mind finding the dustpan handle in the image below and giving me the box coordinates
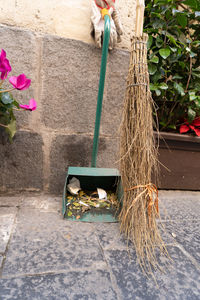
[91,13,111,168]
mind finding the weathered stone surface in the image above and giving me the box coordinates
[22,195,61,213]
[94,223,128,250]
[164,219,200,263]
[49,134,119,194]
[159,190,200,221]
[41,37,101,133]
[2,208,104,276]
[0,193,199,299]
[0,134,5,191]
[104,246,200,300]
[102,49,130,136]
[41,37,129,136]
[0,269,117,300]
[94,221,174,251]
[0,213,16,254]
[97,137,120,169]
[49,134,93,194]
[0,196,23,207]
[1,131,43,191]
[0,0,136,51]
[0,25,37,129]
[0,255,3,268]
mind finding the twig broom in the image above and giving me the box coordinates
[119,0,169,274]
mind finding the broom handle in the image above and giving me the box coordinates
[135,0,145,37]
[91,13,111,168]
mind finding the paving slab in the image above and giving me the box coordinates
[94,223,128,250]
[159,190,200,221]
[164,219,200,263]
[0,196,22,207]
[0,255,3,268]
[21,195,61,213]
[0,192,200,300]
[0,269,117,300]
[104,246,200,300]
[0,210,17,254]
[2,209,105,277]
[94,221,175,251]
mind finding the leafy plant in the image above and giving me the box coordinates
[144,0,200,135]
[0,49,36,140]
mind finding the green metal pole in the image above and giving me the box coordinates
[91,14,111,168]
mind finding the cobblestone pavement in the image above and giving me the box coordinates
[0,191,199,300]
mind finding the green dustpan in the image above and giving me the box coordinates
[62,167,122,222]
[62,13,121,222]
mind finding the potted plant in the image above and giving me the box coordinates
[144,0,200,190]
[0,49,36,140]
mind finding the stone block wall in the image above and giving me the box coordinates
[0,0,136,51]
[0,25,130,194]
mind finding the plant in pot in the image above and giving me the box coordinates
[0,49,37,140]
[144,0,200,190]
[144,0,200,135]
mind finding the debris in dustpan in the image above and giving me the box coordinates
[66,188,119,219]
[97,188,107,200]
[67,177,81,195]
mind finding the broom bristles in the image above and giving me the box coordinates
[119,33,169,275]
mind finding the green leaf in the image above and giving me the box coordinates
[155,0,168,4]
[179,33,187,44]
[177,14,187,28]
[156,36,163,48]
[179,61,185,68]
[67,211,72,217]
[168,125,176,130]
[193,67,200,72]
[189,92,196,101]
[1,93,14,105]
[188,107,196,122]
[170,47,177,53]
[149,83,158,91]
[159,48,171,59]
[183,0,199,11]
[174,82,185,96]
[172,75,183,80]
[192,40,200,46]
[150,56,159,64]
[13,100,20,109]
[152,19,165,29]
[195,99,200,109]
[152,71,163,83]
[5,120,16,140]
[148,63,157,75]
[159,83,168,90]
[147,36,153,49]
[192,72,200,79]
[160,121,167,127]
[167,35,178,47]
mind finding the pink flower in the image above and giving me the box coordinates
[9,74,31,90]
[180,117,200,137]
[19,99,37,111]
[0,49,12,80]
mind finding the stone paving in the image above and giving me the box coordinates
[0,191,199,300]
